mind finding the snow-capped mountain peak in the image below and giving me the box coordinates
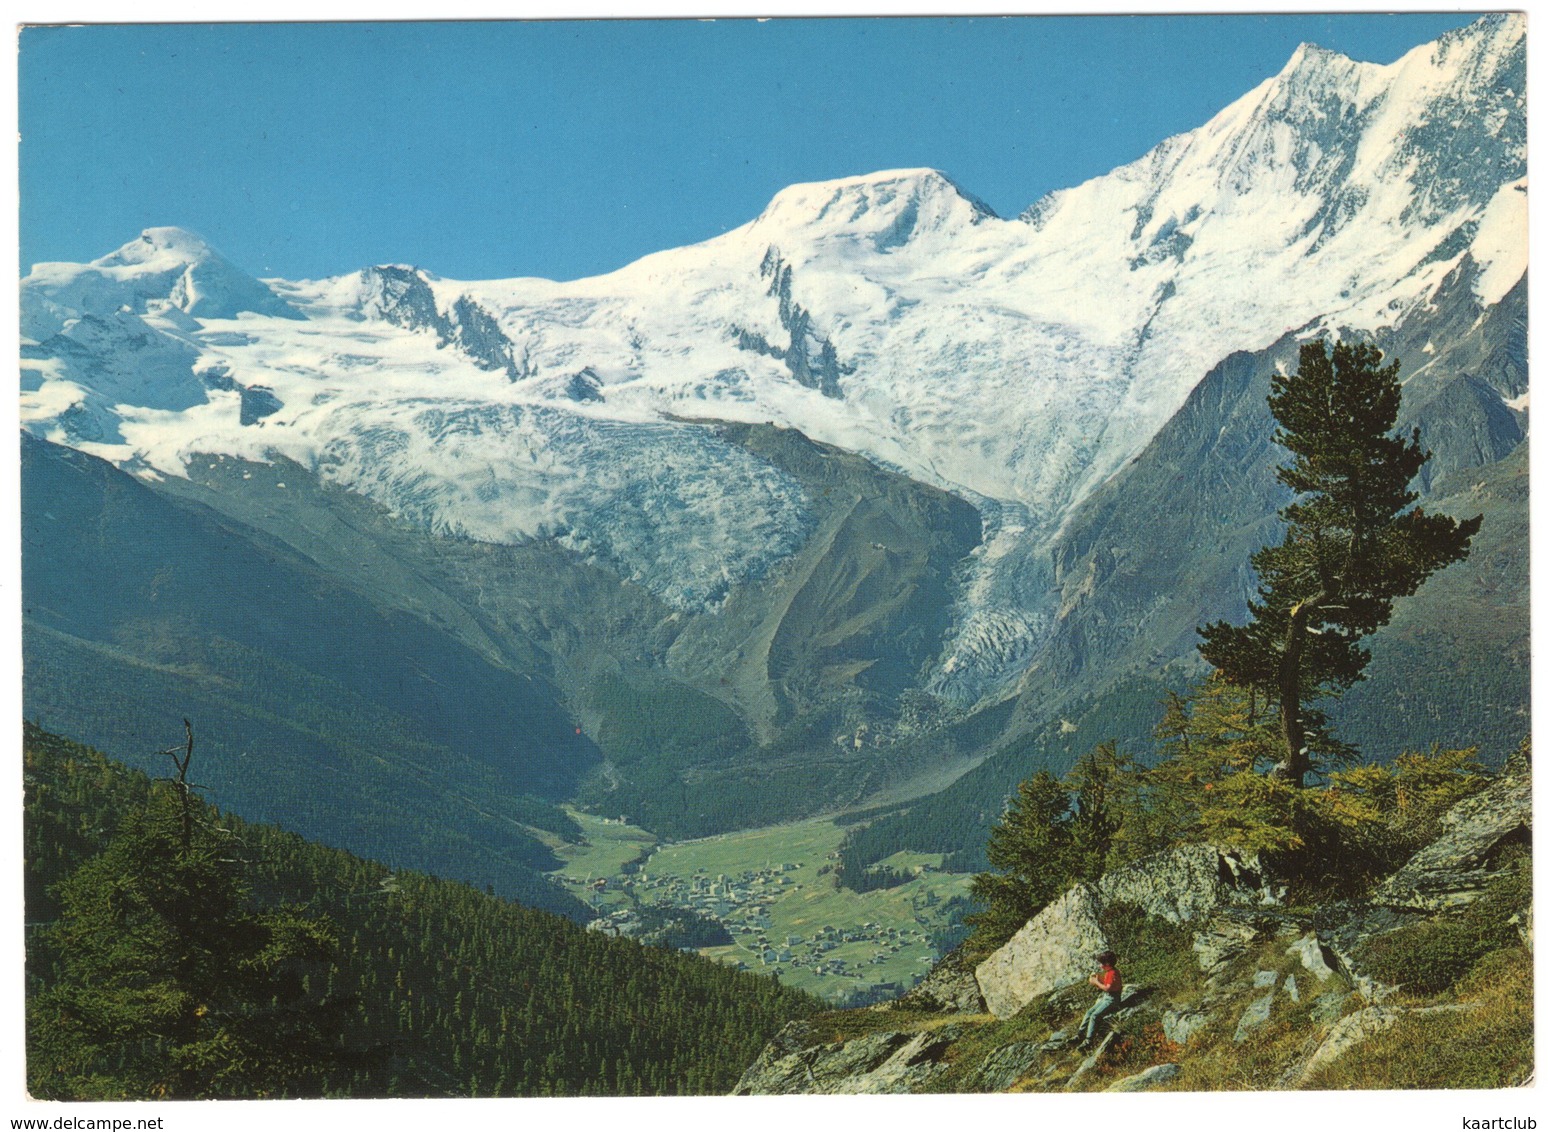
[747,168,998,252]
[19,15,1527,701]
[94,225,220,270]
[22,226,301,341]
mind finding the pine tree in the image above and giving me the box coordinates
[27,727,346,1099]
[1198,339,1480,786]
[1064,740,1130,872]
[967,771,1073,946]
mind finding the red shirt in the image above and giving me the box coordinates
[1096,966,1122,997]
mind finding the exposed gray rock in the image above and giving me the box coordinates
[967,1041,1044,1092]
[735,248,849,398]
[731,1020,827,1094]
[800,1032,913,1085]
[732,1022,965,1095]
[1284,973,1300,1003]
[1162,1008,1211,1046]
[898,946,986,1014]
[1310,991,1350,1024]
[1289,1005,1406,1086]
[1373,765,1531,912]
[356,265,525,380]
[1286,932,1338,981]
[1066,1031,1115,1088]
[1193,909,1275,975]
[976,883,1107,1018]
[1253,969,1279,988]
[828,1028,961,1094]
[1313,904,1419,1001]
[1110,983,1150,1021]
[238,384,282,425]
[1098,843,1276,923]
[978,844,1283,1018]
[1106,1062,1182,1092]
[1234,994,1275,1042]
[1338,965,1399,1005]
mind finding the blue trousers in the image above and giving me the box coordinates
[1081,992,1118,1041]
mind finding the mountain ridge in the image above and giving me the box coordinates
[19,13,1529,852]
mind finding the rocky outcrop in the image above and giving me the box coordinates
[1305,903,1417,1001]
[731,248,850,399]
[736,758,1532,1095]
[1282,1005,1399,1086]
[1285,1002,1479,1087]
[1161,1008,1210,1046]
[896,944,986,1014]
[732,1021,964,1095]
[1234,991,1276,1042]
[1193,907,1281,977]
[976,844,1280,1018]
[1065,1031,1116,1087]
[965,1042,1044,1092]
[358,265,525,380]
[1285,932,1338,981]
[1373,762,1530,912]
[1098,843,1276,922]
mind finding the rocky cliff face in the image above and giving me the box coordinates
[357,265,526,379]
[733,756,1532,1094]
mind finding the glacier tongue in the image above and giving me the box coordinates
[309,401,814,612]
[18,14,1527,697]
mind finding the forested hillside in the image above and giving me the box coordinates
[24,725,819,1099]
[21,433,596,915]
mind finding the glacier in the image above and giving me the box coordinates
[19,13,1527,701]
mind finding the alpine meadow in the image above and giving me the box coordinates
[17,12,1529,1110]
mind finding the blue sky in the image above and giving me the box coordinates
[19,13,1480,282]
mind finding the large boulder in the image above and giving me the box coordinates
[975,883,1107,1018]
[1372,763,1531,912]
[976,844,1279,1018]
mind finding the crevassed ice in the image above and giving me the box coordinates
[311,401,814,612]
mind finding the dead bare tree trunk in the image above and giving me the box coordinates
[166,718,196,850]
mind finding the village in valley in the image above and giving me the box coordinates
[549,811,974,1004]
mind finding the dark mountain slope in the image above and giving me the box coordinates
[1008,270,1527,759]
[128,422,983,839]
[22,433,594,914]
[831,276,1528,878]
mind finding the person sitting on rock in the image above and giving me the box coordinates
[1078,950,1123,1049]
